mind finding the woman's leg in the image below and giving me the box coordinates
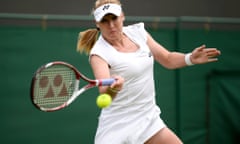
[145,127,183,144]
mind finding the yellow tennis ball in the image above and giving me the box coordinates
[96,94,112,108]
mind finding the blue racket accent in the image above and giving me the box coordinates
[100,78,115,86]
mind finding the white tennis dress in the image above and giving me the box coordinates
[90,23,166,144]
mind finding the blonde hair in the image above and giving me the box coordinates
[76,0,121,55]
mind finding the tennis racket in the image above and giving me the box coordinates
[30,61,115,112]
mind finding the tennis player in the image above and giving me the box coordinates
[77,0,221,143]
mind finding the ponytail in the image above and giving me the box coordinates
[77,28,99,55]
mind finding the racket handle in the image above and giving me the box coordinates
[99,78,115,86]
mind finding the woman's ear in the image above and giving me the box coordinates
[96,23,100,29]
[122,12,125,21]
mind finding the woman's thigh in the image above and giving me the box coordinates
[144,127,183,144]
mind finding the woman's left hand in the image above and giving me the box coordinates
[191,45,221,64]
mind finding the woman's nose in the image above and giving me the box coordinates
[108,20,114,27]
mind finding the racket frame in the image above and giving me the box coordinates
[30,61,114,112]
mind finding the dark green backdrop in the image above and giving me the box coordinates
[0,21,240,144]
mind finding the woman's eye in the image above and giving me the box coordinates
[100,19,107,23]
[112,16,117,20]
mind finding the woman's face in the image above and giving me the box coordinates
[96,13,125,41]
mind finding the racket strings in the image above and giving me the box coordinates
[33,65,76,109]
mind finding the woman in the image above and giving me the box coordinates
[77,0,221,143]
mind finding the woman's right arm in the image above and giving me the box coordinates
[90,55,124,97]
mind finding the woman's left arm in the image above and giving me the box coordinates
[146,32,221,69]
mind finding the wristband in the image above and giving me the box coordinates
[185,53,194,66]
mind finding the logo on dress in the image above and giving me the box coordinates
[148,52,153,57]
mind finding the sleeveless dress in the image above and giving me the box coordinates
[90,23,166,144]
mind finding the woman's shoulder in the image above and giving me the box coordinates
[124,22,147,42]
[124,22,145,31]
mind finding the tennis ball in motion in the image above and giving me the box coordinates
[96,94,112,108]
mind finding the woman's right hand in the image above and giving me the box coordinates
[110,75,125,92]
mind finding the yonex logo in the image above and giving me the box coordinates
[102,5,110,11]
[39,74,68,98]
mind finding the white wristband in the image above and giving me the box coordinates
[185,53,194,66]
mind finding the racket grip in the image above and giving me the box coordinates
[99,78,115,86]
